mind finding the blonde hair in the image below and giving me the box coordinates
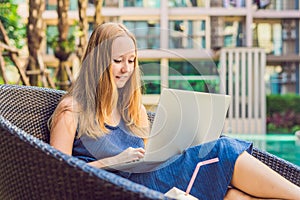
[50,22,146,138]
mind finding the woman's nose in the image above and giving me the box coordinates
[121,62,130,73]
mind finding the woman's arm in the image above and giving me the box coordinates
[91,104,149,168]
[50,98,78,155]
[50,99,147,168]
[50,108,145,168]
[89,147,145,168]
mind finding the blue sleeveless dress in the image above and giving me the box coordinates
[73,120,252,199]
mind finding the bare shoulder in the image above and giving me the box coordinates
[52,96,81,126]
[57,96,80,112]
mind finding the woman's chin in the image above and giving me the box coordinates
[116,83,126,89]
[115,80,129,88]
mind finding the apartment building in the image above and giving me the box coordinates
[41,0,300,98]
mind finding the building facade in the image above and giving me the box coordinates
[40,0,299,100]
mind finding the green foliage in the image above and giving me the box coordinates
[47,33,76,53]
[266,94,300,133]
[169,79,219,93]
[0,76,4,84]
[291,125,300,133]
[46,25,78,57]
[0,0,26,49]
[267,94,300,113]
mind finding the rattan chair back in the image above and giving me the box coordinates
[0,84,65,143]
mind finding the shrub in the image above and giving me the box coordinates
[267,94,300,133]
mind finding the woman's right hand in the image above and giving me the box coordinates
[89,147,145,168]
[113,147,145,164]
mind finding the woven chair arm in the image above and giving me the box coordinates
[0,115,166,200]
[252,147,300,187]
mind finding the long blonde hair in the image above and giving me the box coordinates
[50,22,146,138]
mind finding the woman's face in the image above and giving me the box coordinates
[111,36,136,88]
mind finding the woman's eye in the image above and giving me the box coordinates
[113,59,122,63]
[128,60,135,64]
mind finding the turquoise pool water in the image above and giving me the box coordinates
[226,134,300,167]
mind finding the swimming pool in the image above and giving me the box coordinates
[226,134,300,167]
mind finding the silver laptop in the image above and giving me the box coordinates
[102,88,231,172]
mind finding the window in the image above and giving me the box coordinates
[69,1,78,10]
[123,21,160,49]
[46,0,78,10]
[253,22,284,55]
[169,20,206,49]
[266,0,297,10]
[168,0,207,7]
[266,63,298,95]
[210,0,245,8]
[88,22,94,39]
[223,21,244,47]
[46,0,56,10]
[140,60,161,94]
[103,0,119,7]
[124,0,160,8]
[46,25,58,54]
[168,60,220,93]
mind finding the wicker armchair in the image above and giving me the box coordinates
[0,84,165,200]
[0,84,299,199]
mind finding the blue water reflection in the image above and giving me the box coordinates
[227,134,300,167]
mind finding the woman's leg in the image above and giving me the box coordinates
[231,151,300,199]
[224,188,263,200]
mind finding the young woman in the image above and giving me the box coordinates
[49,22,300,199]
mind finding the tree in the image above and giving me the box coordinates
[77,0,88,59]
[0,0,26,49]
[56,0,71,90]
[94,0,104,27]
[27,0,47,86]
[0,0,29,85]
